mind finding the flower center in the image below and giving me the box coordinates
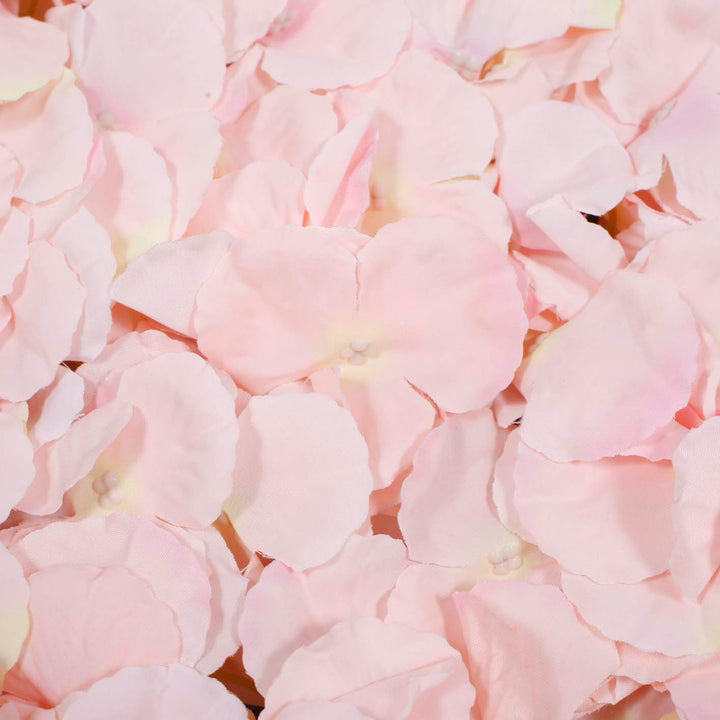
[338,340,378,366]
[448,52,484,80]
[92,471,122,509]
[487,537,525,575]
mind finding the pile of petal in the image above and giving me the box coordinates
[2,0,720,718]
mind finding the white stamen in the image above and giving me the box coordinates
[351,340,369,352]
[488,536,525,574]
[349,353,367,366]
[339,346,354,360]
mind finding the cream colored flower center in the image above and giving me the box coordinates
[488,536,525,575]
[92,471,122,509]
[338,340,379,366]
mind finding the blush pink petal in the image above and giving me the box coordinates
[50,0,225,122]
[0,145,21,219]
[134,113,223,239]
[0,10,67,102]
[520,272,699,462]
[84,131,173,271]
[598,0,718,126]
[261,0,411,90]
[305,114,377,229]
[0,72,93,204]
[0,241,85,403]
[17,399,132,516]
[10,515,213,668]
[666,655,720,720]
[195,226,358,394]
[399,409,520,567]
[455,581,619,720]
[370,51,497,194]
[497,100,634,250]
[339,369,435,489]
[527,196,626,282]
[561,570,720,657]
[479,59,553,123]
[263,618,475,720]
[55,665,251,720]
[0,209,30,297]
[212,0,286,61]
[226,394,372,570]
[239,534,408,693]
[75,353,237,528]
[6,564,182,706]
[112,233,233,339]
[220,85,337,175]
[50,208,115,362]
[669,417,720,600]
[512,441,675,583]
[358,216,527,412]
[643,221,720,345]
[0,412,35,522]
[0,543,29,692]
[188,160,305,239]
[274,702,372,720]
[27,366,84,448]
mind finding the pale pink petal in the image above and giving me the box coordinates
[497,100,634,249]
[71,353,237,528]
[188,160,305,239]
[0,145,21,219]
[27,366,84,448]
[218,0,286,60]
[274,702,371,720]
[261,0,410,90]
[0,10,67,102]
[17,399,132,516]
[340,371,435,489]
[399,410,520,567]
[10,515,213,668]
[50,208,115,361]
[134,113,222,239]
[0,209,30,297]
[527,195,626,281]
[0,241,85,402]
[56,665,251,720]
[0,543,29,693]
[370,51,497,198]
[598,0,718,125]
[195,226,358,394]
[226,394,372,570]
[512,441,675,583]
[220,85,337,174]
[112,232,233,339]
[84,131,173,271]
[669,418,720,599]
[520,272,699,461]
[455,581,619,720]
[239,534,407,693]
[620,420,688,462]
[263,618,475,720]
[6,565,181,706]
[561,570,720,657]
[666,655,720,720]
[358,216,527,412]
[50,0,225,121]
[305,114,377,228]
[644,220,720,345]
[0,72,94,204]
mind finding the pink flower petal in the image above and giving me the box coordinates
[263,618,475,720]
[497,100,634,249]
[399,409,520,567]
[226,394,372,570]
[512,440,675,583]
[666,655,720,720]
[0,544,29,693]
[55,665,251,720]
[0,209,30,297]
[521,272,699,461]
[455,581,619,719]
[112,232,234,339]
[188,160,305,239]
[27,366,84,448]
[0,241,85,402]
[239,534,407,693]
[358,216,527,412]
[261,0,411,90]
[274,702,371,720]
